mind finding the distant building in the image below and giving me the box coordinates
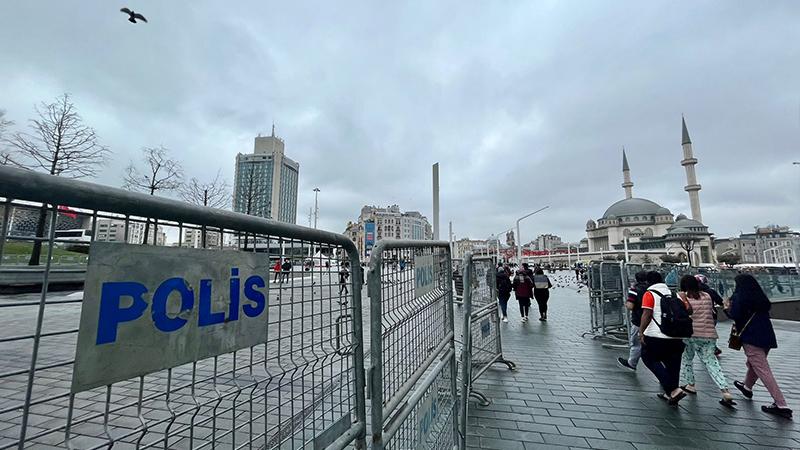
[534,234,562,251]
[586,118,714,264]
[5,207,88,237]
[233,127,299,223]
[716,225,799,264]
[344,205,433,260]
[95,218,166,246]
[182,228,221,248]
[453,238,490,260]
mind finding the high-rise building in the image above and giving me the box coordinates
[182,228,221,248]
[94,218,166,245]
[233,127,299,223]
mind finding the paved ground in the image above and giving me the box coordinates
[465,270,800,450]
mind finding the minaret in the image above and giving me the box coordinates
[681,116,703,223]
[621,147,633,199]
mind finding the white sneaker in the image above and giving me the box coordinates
[522,317,527,323]
[502,316,508,323]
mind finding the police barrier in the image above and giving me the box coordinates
[584,261,628,344]
[366,240,459,450]
[0,166,367,449]
[458,253,515,449]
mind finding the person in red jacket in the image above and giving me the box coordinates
[512,269,534,322]
[273,259,282,283]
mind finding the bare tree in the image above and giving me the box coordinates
[8,95,110,265]
[123,146,183,244]
[0,109,16,165]
[180,170,230,248]
[180,170,230,208]
[677,237,699,267]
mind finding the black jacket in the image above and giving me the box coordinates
[496,271,512,294]
[728,291,777,350]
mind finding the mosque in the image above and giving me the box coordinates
[585,118,715,265]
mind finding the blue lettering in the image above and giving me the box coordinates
[228,268,240,321]
[96,282,148,345]
[198,279,225,327]
[151,278,193,332]
[242,275,266,318]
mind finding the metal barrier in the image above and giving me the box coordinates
[366,240,459,450]
[0,166,367,449]
[458,253,515,449]
[584,261,628,345]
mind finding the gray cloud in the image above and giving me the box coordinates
[1,0,798,244]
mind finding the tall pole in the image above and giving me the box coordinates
[432,163,440,240]
[449,221,453,256]
[624,237,630,262]
[516,206,550,265]
[313,187,320,229]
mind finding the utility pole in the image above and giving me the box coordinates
[313,187,320,229]
[516,206,549,265]
[432,163,440,240]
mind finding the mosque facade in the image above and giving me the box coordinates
[585,118,715,265]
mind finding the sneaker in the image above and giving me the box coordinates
[734,381,753,399]
[617,357,636,372]
[502,316,508,323]
[714,347,722,357]
[522,317,528,323]
[762,403,793,419]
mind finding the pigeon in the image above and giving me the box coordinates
[120,7,147,23]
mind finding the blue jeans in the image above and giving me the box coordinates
[628,324,641,368]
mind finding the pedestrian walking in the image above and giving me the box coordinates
[677,275,734,406]
[695,274,724,356]
[496,266,512,322]
[617,271,649,371]
[273,259,282,283]
[532,267,552,321]
[725,274,793,419]
[512,269,534,322]
[339,262,350,295]
[281,259,292,283]
[639,271,690,406]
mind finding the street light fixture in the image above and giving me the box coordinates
[516,206,550,264]
[490,227,514,261]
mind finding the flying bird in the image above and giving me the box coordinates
[120,7,147,23]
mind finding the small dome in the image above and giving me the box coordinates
[586,219,596,230]
[675,213,688,221]
[602,198,666,219]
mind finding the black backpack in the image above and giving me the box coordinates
[649,289,693,338]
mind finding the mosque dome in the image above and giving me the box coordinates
[602,198,667,219]
[656,207,672,215]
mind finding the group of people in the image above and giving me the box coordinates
[272,258,293,283]
[496,262,553,322]
[617,270,792,419]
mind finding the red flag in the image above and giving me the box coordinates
[57,205,78,219]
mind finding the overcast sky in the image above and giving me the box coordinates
[1,1,798,244]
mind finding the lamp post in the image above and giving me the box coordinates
[491,227,514,262]
[516,206,550,265]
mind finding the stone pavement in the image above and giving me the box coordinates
[465,271,800,450]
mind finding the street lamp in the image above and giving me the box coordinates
[491,227,514,262]
[516,206,550,265]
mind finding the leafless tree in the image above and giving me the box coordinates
[123,146,184,244]
[678,237,699,267]
[0,109,16,165]
[9,94,109,177]
[180,170,230,248]
[180,170,230,208]
[7,95,110,265]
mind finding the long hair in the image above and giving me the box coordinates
[679,275,701,299]
[734,273,771,311]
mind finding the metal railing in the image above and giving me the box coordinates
[457,253,515,449]
[0,166,367,449]
[366,240,459,450]
[584,261,628,345]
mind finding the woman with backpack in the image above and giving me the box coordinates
[532,267,552,321]
[677,275,734,406]
[639,271,689,405]
[725,274,792,419]
[496,266,512,322]
[512,269,534,322]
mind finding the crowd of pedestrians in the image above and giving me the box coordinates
[496,262,553,323]
[616,269,793,418]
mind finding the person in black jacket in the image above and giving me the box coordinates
[496,267,512,322]
[725,274,792,419]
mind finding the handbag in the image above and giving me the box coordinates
[728,313,755,351]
